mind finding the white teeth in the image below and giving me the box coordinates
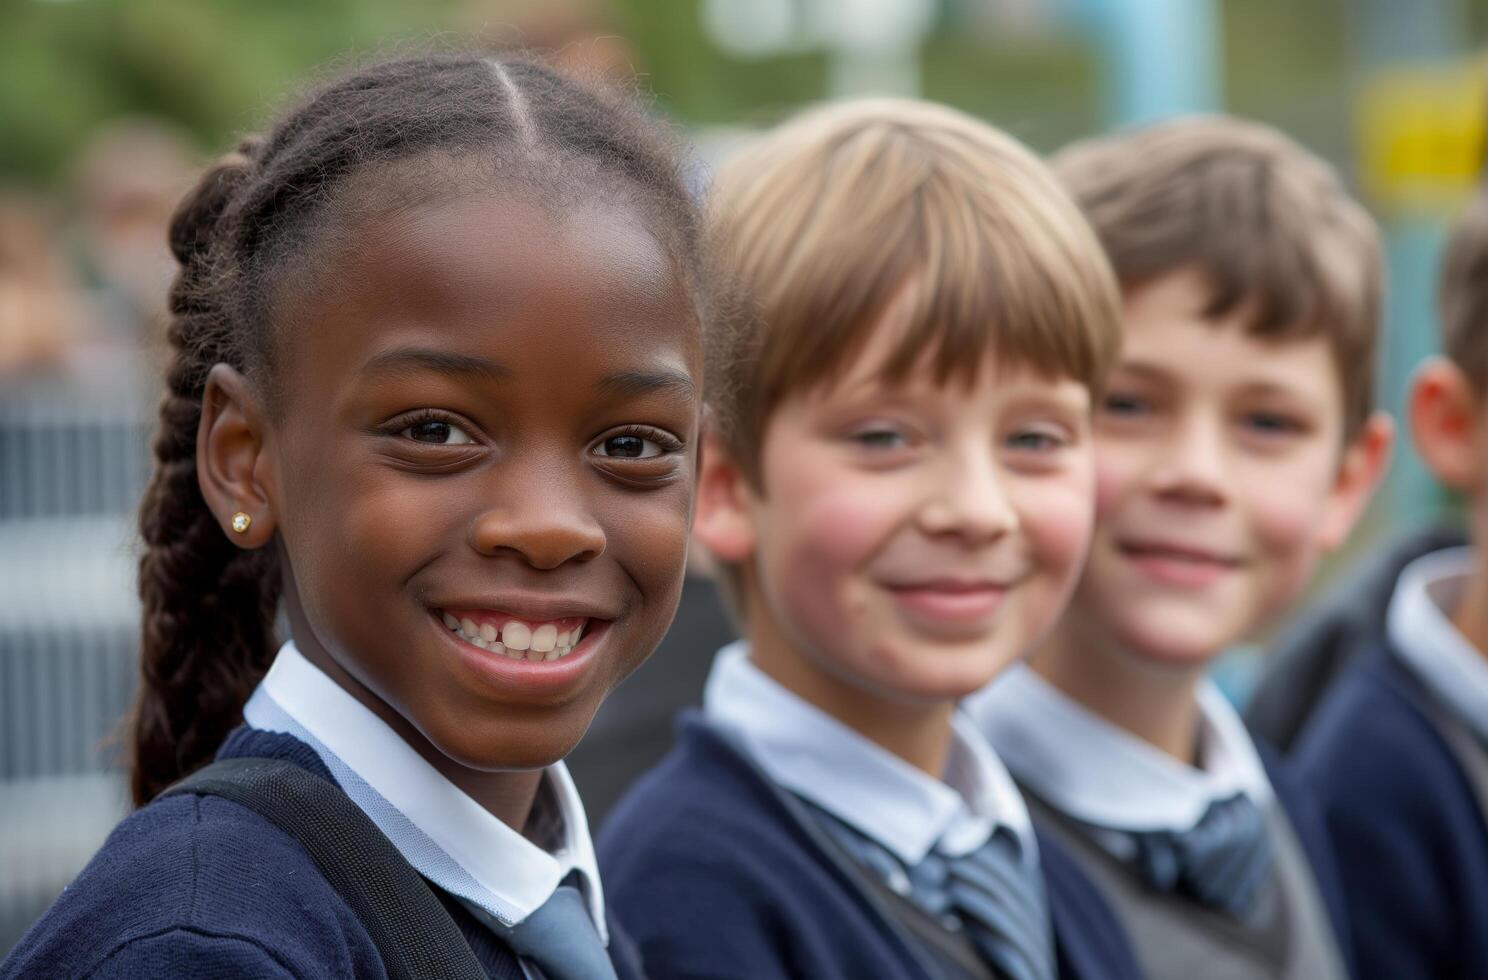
[445,613,587,661]
[502,621,532,651]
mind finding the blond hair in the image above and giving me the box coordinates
[706,98,1122,478]
[1053,115,1383,437]
[1440,183,1488,394]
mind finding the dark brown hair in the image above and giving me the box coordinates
[130,53,706,805]
[1052,115,1383,438]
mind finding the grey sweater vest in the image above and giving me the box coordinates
[1025,794,1346,980]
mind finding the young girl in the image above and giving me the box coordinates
[3,53,708,979]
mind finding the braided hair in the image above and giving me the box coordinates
[130,53,706,805]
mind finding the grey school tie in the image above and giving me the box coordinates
[1127,792,1274,917]
[811,807,1056,980]
[494,874,616,980]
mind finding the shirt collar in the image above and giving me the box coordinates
[702,641,1036,867]
[966,663,1272,833]
[242,641,605,940]
[1388,545,1488,744]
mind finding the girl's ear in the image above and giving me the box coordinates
[691,427,757,564]
[1317,409,1394,552]
[1409,356,1483,492]
[198,363,277,548]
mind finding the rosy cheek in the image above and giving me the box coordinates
[1093,444,1141,520]
[1018,481,1095,580]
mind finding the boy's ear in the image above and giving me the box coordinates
[1317,409,1395,551]
[1409,356,1482,492]
[197,363,277,549]
[691,427,757,564]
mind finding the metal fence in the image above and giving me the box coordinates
[0,360,153,953]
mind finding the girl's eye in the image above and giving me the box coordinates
[591,428,682,460]
[1102,392,1149,417]
[595,434,662,459]
[402,419,475,445]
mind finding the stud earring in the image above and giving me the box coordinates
[230,512,252,534]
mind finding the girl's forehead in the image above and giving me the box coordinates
[268,190,701,406]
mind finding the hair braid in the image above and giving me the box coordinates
[130,138,285,805]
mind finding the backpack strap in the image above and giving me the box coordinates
[162,756,488,980]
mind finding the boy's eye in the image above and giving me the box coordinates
[850,427,908,450]
[1006,427,1067,452]
[1102,392,1149,417]
[403,419,475,445]
[1242,411,1304,436]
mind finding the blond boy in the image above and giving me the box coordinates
[598,99,1138,980]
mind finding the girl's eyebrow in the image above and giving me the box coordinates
[594,369,696,401]
[361,346,512,381]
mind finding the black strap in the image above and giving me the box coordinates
[162,757,488,980]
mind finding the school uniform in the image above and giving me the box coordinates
[597,642,1142,980]
[2,642,640,980]
[966,665,1353,980]
[1296,546,1488,980]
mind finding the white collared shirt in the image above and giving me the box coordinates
[1388,545,1488,744]
[242,641,606,942]
[702,641,1038,868]
[964,663,1273,845]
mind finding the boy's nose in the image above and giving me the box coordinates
[918,453,1019,542]
[1148,412,1229,507]
[467,477,607,569]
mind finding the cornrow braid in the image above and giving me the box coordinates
[128,53,707,805]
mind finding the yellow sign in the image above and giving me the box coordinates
[1357,59,1486,213]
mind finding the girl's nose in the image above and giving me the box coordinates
[468,474,606,569]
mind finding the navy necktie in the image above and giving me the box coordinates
[808,805,1056,980]
[494,874,615,980]
[1126,792,1274,917]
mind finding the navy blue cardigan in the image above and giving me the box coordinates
[2,727,643,980]
[598,713,1142,980]
[1296,643,1488,980]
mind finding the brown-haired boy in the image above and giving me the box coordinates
[598,98,1142,980]
[1292,184,1488,979]
[966,116,1394,980]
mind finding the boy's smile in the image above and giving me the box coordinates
[256,185,702,777]
[1073,268,1360,666]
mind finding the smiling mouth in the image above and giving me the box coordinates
[1117,541,1242,568]
[437,609,589,663]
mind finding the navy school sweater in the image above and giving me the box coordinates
[1296,643,1488,980]
[597,712,1143,980]
[1,727,644,980]
[1253,738,1358,978]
